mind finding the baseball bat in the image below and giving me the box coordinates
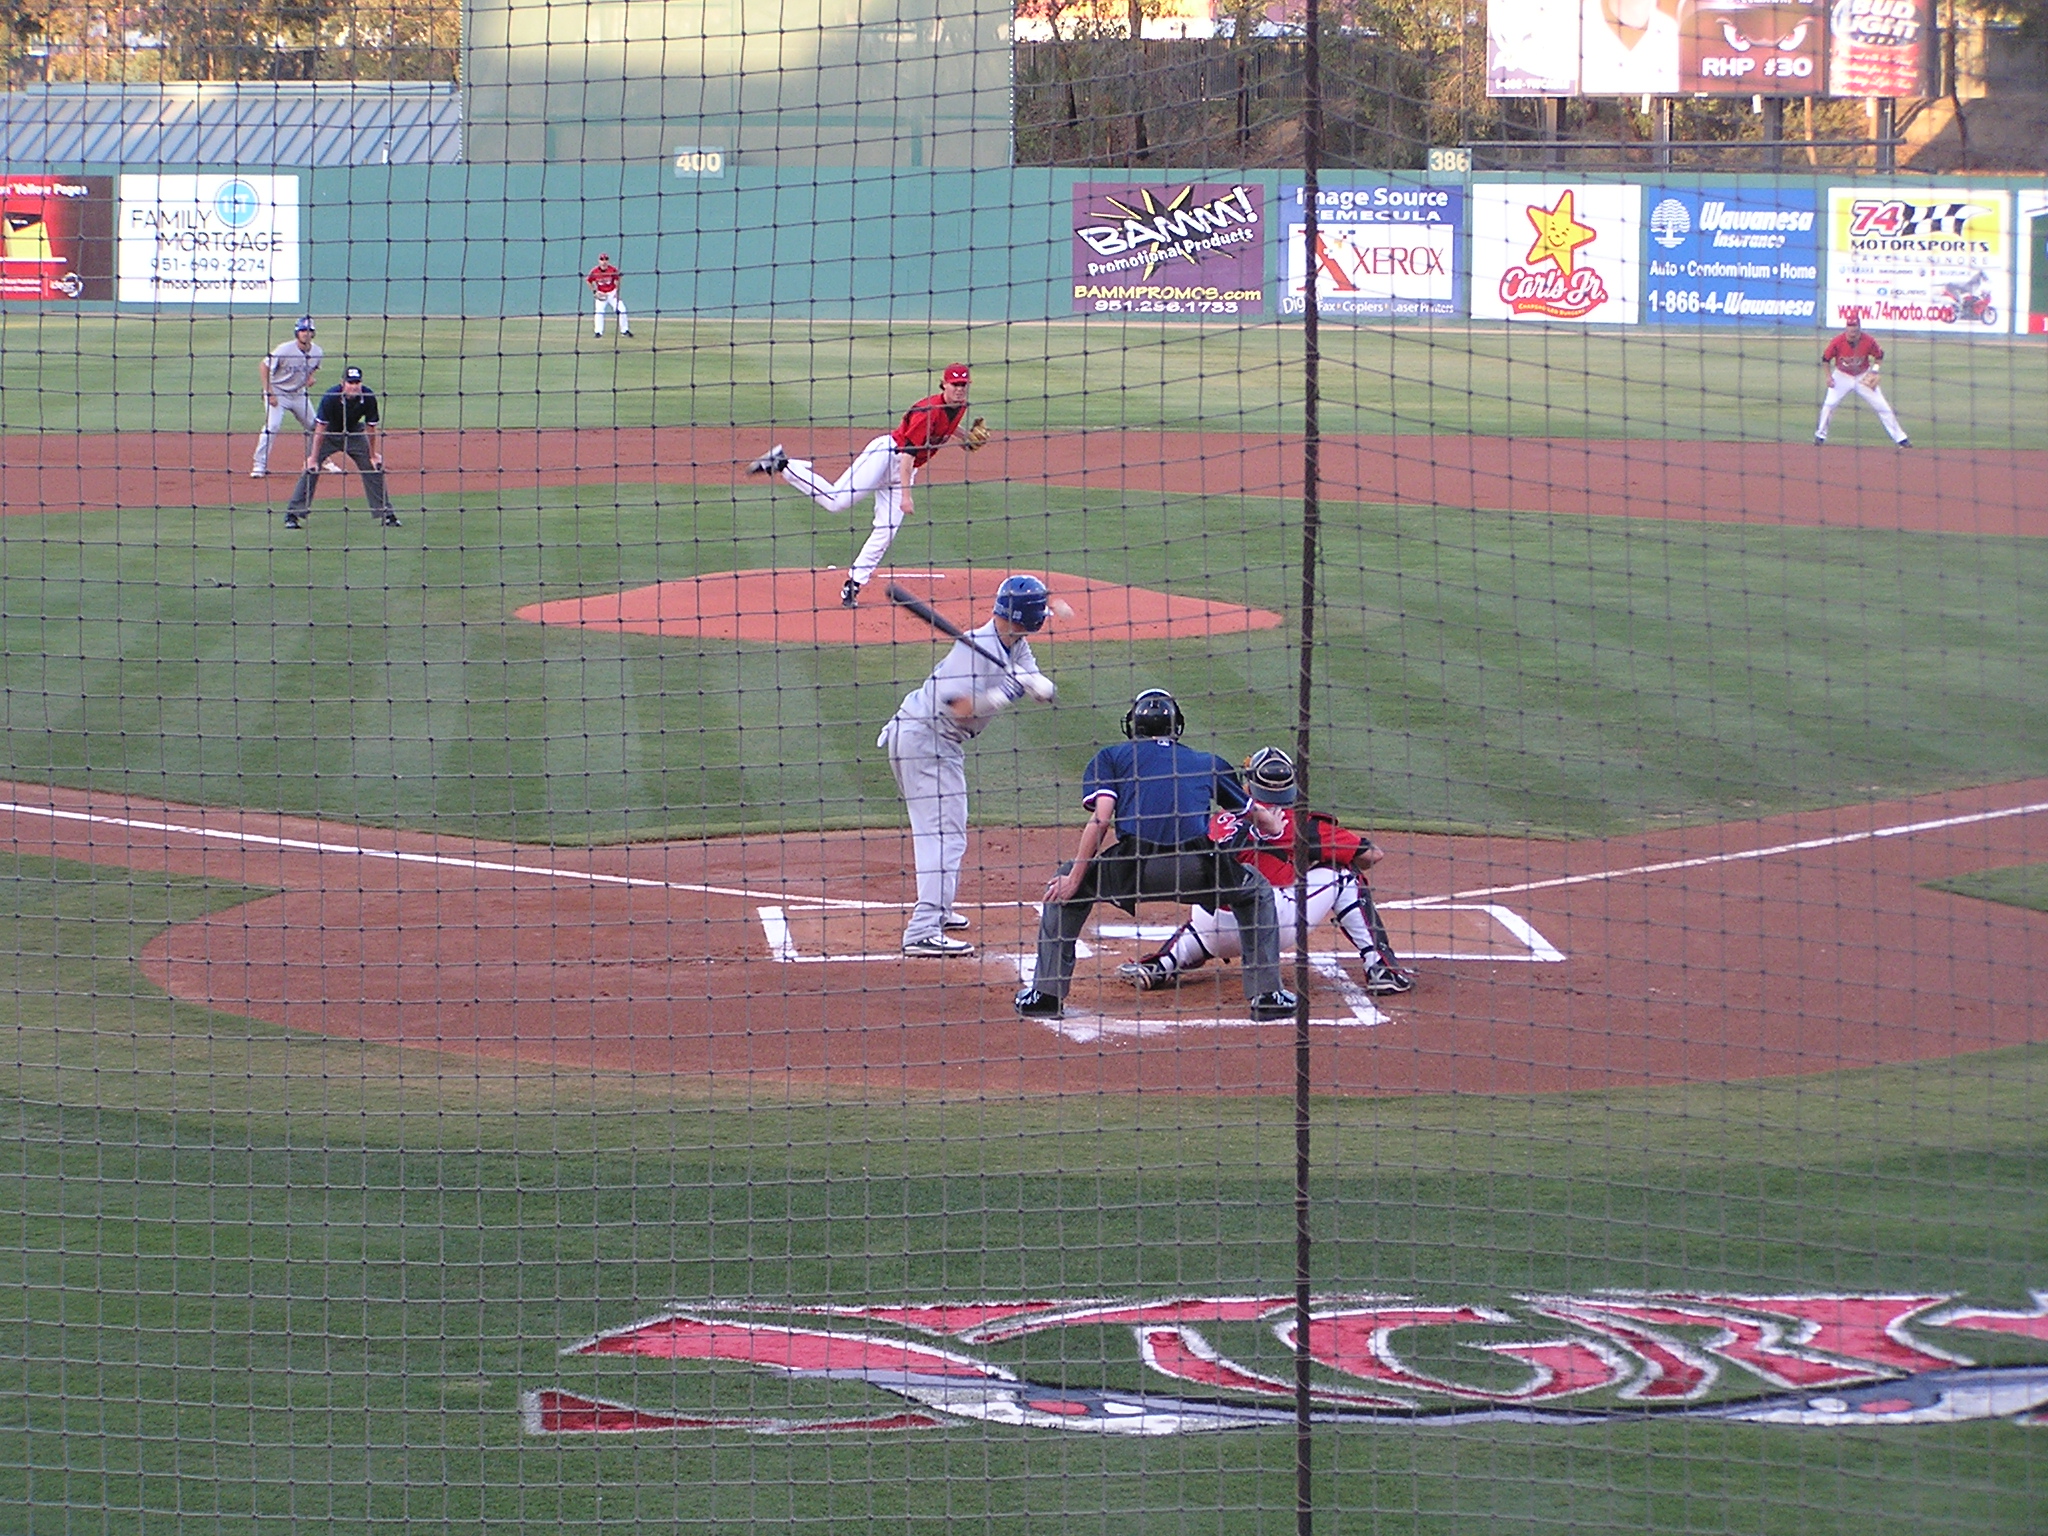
[884,583,1015,672]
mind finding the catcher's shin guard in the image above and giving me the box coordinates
[1332,871,1402,968]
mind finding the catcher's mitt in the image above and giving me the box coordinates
[960,416,990,452]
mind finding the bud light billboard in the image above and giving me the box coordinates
[1642,187,1821,325]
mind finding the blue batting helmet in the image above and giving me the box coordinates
[992,574,1049,632]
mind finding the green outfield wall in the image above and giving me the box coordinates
[12,163,2048,333]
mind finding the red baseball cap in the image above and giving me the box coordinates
[942,364,970,385]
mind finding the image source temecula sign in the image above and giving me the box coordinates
[117,174,300,305]
[1281,184,1462,320]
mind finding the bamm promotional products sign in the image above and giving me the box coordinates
[1,176,114,301]
[1472,184,1642,325]
[1643,188,1820,323]
[1281,185,1461,320]
[524,1290,2048,1438]
[1824,188,2010,331]
[117,174,301,305]
[1071,182,1265,316]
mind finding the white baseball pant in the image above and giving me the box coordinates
[879,713,968,946]
[1172,866,1388,969]
[593,293,630,335]
[782,434,914,589]
[1815,369,1908,444]
[252,391,316,475]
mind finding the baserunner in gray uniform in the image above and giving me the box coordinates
[879,575,1057,957]
[250,316,323,476]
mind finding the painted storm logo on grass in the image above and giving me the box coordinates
[523,1290,2048,1437]
[1498,191,1612,320]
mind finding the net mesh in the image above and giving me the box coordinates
[1,3,2044,1533]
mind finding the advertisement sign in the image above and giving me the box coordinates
[2015,193,2048,336]
[1828,0,1929,95]
[1,175,114,301]
[1071,182,1265,317]
[1678,0,1826,91]
[116,174,300,305]
[1824,188,2010,331]
[1643,187,1820,323]
[1580,0,1682,94]
[1280,185,1461,320]
[1486,0,1927,94]
[1472,183,1642,325]
[1487,0,1584,95]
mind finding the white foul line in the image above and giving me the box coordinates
[1409,802,2048,907]
[0,799,888,911]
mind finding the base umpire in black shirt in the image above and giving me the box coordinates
[283,366,402,530]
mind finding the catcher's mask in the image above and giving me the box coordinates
[991,574,1049,632]
[1122,688,1185,742]
[1244,746,1298,806]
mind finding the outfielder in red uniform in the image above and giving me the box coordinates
[1814,315,1909,446]
[586,254,631,337]
[749,365,989,607]
[1117,747,1414,996]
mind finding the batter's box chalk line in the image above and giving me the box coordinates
[754,901,1567,1038]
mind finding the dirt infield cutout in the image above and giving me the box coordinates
[515,567,1281,644]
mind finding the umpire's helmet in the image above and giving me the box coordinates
[1244,747,1297,806]
[1122,688,1185,742]
[992,574,1049,632]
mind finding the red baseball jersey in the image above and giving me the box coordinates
[1207,804,1372,890]
[1822,330,1883,376]
[891,393,968,469]
[587,261,621,295]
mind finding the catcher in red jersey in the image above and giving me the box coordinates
[586,253,631,337]
[1117,747,1415,997]
[1814,314,1909,447]
[749,364,990,607]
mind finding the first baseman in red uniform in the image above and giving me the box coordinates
[749,365,989,607]
[1814,314,1909,447]
[586,253,631,337]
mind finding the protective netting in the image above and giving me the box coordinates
[0,4,2043,1534]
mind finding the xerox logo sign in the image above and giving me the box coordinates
[522,1291,2048,1437]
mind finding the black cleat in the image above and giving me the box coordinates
[840,578,862,608]
[1248,989,1299,1022]
[1363,962,1415,996]
[1897,438,1911,448]
[748,444,788,475]
[380,512,403,528]
[282,513,304,529]
[1013,988,1063,1020]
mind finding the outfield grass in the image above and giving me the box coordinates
[1,852,2043,1535]
[0,485,2037,842]
[3,315,2044,448]
[1928,863,2048,913]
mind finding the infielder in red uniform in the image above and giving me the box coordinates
[1814,314,1909,447]
[1118,747,1414,996]
[749,365,989,607]
[586,253,631,337]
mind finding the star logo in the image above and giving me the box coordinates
[1523,191,1598,276]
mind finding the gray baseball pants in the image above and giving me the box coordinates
[1032,844,1282,1002]
[880,714,967,946]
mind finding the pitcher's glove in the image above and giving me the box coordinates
[961,417,990,452]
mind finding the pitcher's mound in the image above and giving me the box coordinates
[516,569,1283,645]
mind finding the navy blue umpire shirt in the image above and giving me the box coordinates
[314,383,380,435]
[1081,739,1249,848]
